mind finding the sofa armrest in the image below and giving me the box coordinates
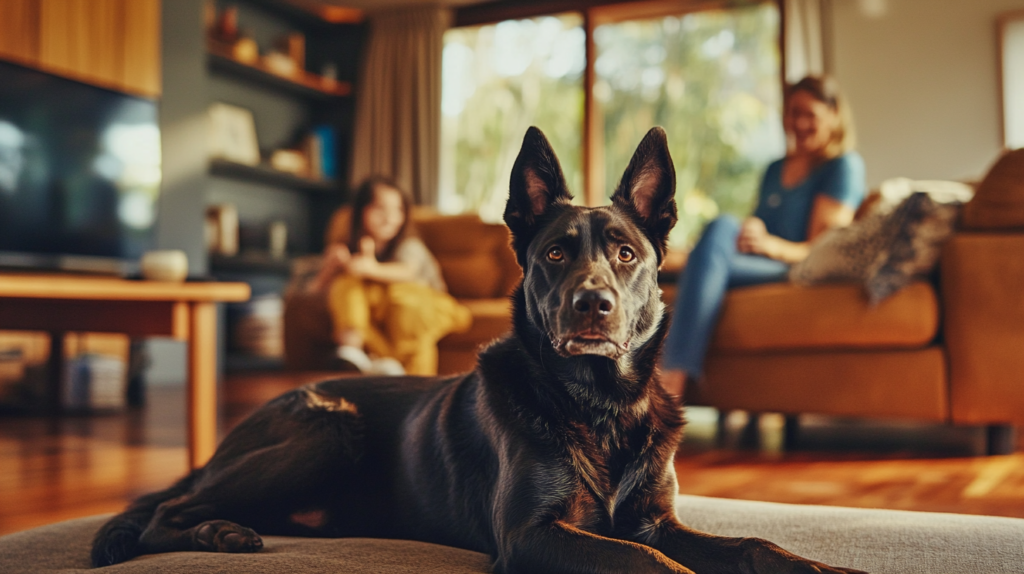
[942,233,1024,425]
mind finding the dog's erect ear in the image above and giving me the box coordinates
[504,127,573,238]
[611,127,678,262]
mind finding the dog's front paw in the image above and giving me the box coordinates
[738,537,867,574]
[193,520,264,553]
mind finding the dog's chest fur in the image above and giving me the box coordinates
[559,412,655,526]
[476,335,674,535]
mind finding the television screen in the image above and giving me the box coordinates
[0,59,160,273]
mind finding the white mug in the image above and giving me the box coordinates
[140,250,189,282]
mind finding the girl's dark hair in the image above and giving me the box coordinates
[785,75,856,158]
[348,175,413,262]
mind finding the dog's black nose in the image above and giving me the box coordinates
[573,288,615,316]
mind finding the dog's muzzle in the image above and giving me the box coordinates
[552,287,629,358]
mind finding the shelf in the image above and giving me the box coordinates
[207,48,352,102]
[209,253,293,276]
[209,158,338,194]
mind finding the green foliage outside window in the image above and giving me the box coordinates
[440,15,585,222]
[595,4,783,246]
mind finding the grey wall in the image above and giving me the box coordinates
[158,0,209,275]
[829,0,1024,188]
[145,0,210,388]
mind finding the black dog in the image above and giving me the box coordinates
[92,127,863,573]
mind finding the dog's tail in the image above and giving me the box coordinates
[90,470,199,567]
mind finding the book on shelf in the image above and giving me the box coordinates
[303,124,337,181]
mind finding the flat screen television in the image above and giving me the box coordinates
[0,59,160,274]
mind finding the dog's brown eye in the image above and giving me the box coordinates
[618,246,635,262]
[547,247,564,262]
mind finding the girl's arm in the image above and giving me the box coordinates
[345,237,422,284]
[347,258,419,284]
[308,245,351,293]
[737,195,856,263]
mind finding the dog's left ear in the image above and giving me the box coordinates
[611,127,678,262]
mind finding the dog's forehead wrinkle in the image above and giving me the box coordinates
[528,209,586,257]
[595,207,654,254]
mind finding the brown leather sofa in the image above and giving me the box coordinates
[683,149,1024,454]
[283,210,520,376]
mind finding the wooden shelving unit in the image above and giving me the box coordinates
[203,0,363,373]
[209,158,339,194]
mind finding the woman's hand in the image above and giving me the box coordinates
[737,217,771,256]
[737,216,814,263]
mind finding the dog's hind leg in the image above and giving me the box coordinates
[137,497,264,556]
[132,387,364,560]
[91,471,200,567]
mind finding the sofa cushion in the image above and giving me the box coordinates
[417,215,518,299]
[439,298,512,348]
[711,281,939,352]
[5,496,1024,574]
[962,148,1024,231]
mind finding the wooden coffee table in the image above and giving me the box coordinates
[0,273,250,468]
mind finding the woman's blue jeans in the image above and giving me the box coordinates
[662,216,790,377]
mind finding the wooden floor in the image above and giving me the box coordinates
[2,374,1023,537]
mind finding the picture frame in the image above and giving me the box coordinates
[208,102,260,165]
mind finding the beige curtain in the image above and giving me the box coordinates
[784,0,826,83]
[350,6,451,206]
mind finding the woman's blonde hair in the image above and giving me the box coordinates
[785,75,856,160]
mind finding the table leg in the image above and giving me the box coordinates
[46,332,65,413]
[187,302,218,469]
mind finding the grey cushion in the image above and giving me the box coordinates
[1,495,1022,574]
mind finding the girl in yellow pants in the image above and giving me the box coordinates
[311,176,470,376]
[328,276,470,376]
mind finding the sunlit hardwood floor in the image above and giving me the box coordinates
[2,373,1023,537]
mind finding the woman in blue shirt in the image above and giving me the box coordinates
[661,76,866,399]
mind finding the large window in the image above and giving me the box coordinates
[440,15,585,222]
[441,2,783,248]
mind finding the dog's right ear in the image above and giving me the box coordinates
[504,127,573,243]
[610,127,677,263]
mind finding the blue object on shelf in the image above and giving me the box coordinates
[313,124,337,180]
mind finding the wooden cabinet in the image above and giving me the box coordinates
[0,0,160,97]
[0,1,40,64]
